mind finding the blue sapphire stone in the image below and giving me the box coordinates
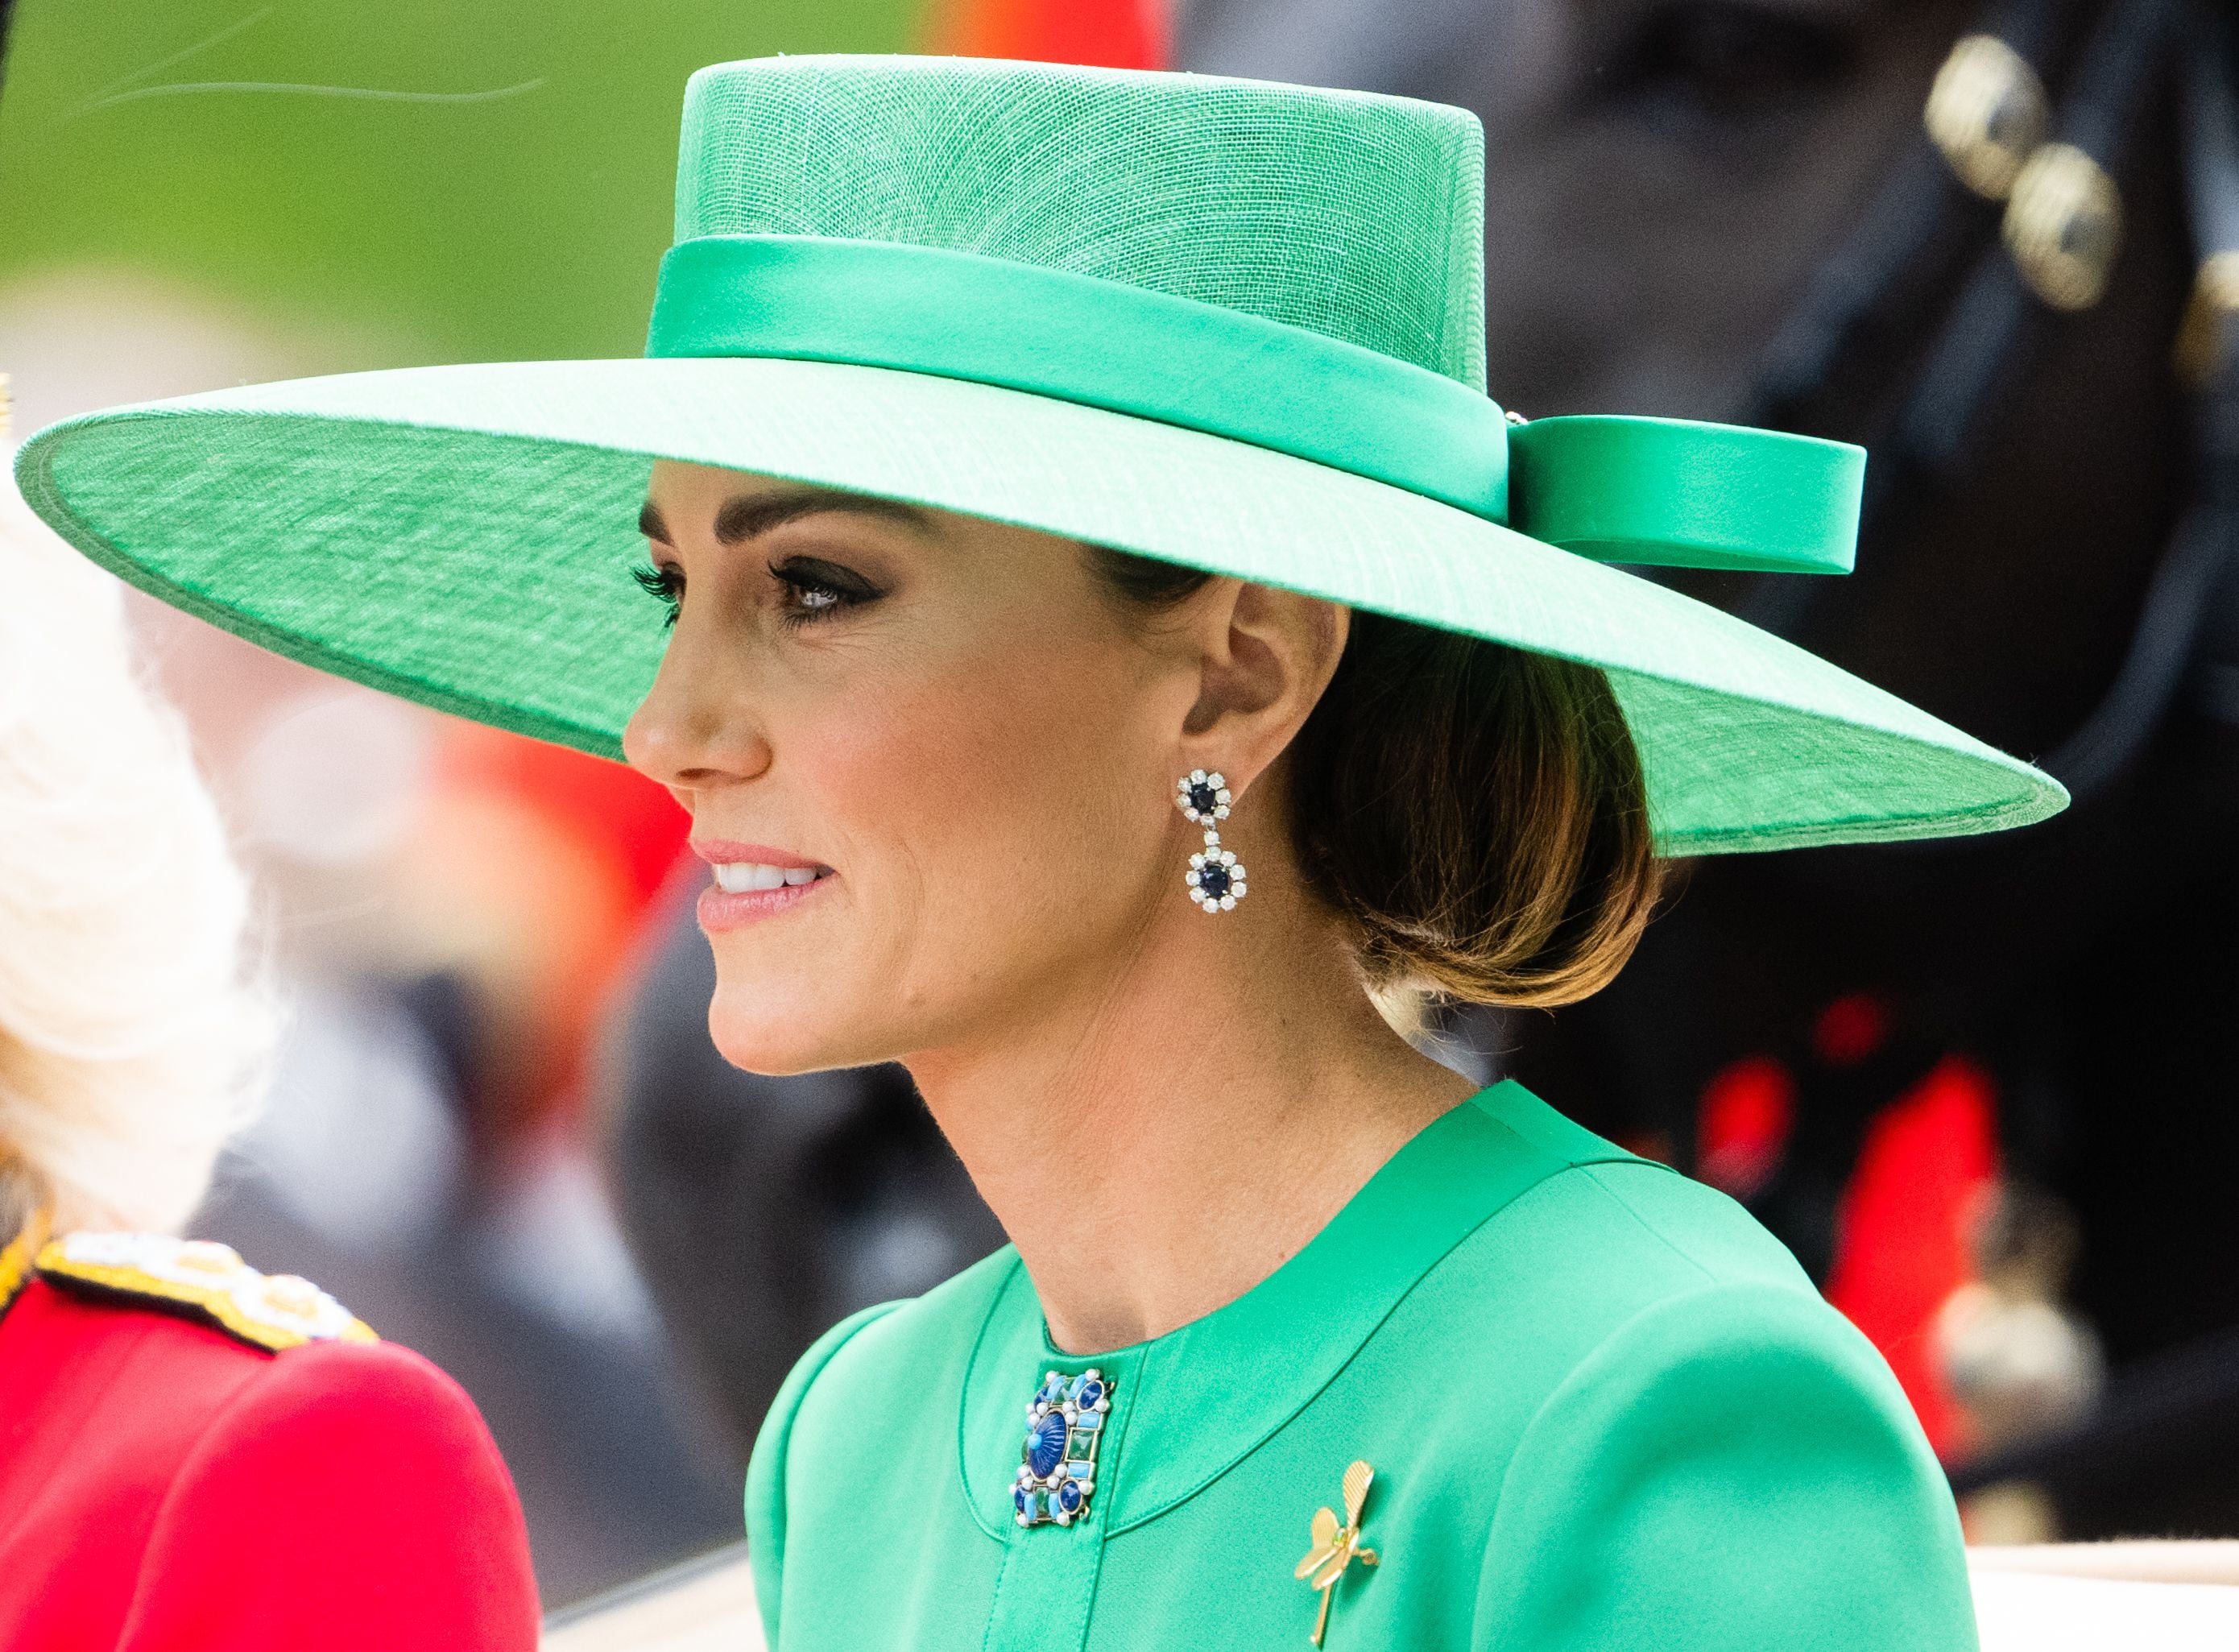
[1057,1480,1084,1514]
[1027,1414,1069,1477]
[1198,861,1232,900]
[1186,780,1219,815]
[1073,1377,1106,1410]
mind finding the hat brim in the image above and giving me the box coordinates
[15,356,2065,855]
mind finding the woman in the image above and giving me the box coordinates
[17,56,2063,1649]
[0,474,540,1647]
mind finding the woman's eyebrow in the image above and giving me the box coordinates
[635,491,929,547]
[713,491,930,544]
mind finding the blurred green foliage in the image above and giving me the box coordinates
[0,0,919,362]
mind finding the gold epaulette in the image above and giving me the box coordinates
[33,1231,378,1352]
[0,1211,45,1319]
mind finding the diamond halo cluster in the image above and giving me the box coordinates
[1177,769,1247,913]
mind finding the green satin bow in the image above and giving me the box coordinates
[647,234,1859,577]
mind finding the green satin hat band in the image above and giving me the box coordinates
[646,234,1863,576]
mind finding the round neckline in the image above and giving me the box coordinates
[957,1083,1630,1536]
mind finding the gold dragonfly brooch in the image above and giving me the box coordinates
[1294,1459,1379,1646]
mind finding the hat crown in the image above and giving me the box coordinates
[675,56,1488,391]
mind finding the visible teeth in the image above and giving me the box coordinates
[713,862,821,893]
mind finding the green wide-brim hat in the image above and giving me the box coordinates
[16,55,2064,855]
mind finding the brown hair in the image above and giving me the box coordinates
[1091,549,1666,1009]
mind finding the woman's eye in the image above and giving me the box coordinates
[632,563,683,629]
[771,556,881,624]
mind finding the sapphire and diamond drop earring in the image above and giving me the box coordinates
[1177,769,1247,913]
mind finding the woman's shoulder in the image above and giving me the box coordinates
[1467,1200,1968,1648]
[1435,1092,1972,1649]
[1474,1081,1805,1274]
[1509,1151,1815,1292]
[1417,1083,1907,1437]
[2,1229,515,1493]
[1456,1082,1821,1319]
[3,1232,395,1437]
[0,1234,538,1650]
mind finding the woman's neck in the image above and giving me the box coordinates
[905,881,1474,1355]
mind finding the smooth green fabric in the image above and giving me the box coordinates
[1509,416,1860,574]
[646,234,1859,577]
[13,54,2067,851]
[647,234,1516,523]
[745,1083,1977,1651]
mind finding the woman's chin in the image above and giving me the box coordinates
[706,993,887,1078]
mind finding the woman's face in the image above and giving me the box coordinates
[623,462,1211,1075]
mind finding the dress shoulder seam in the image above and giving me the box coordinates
[1571,1162,1722,1286]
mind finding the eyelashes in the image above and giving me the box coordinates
[632,563,682,629]
[629,557,882,630]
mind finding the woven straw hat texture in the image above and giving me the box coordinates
[14,56,2067,855]
[676,56,1488,386]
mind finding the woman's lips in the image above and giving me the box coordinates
[693,844,834,931]
[691,839,824,871]
[697,877,830,930]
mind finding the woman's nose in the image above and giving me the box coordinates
[622,627,772,792]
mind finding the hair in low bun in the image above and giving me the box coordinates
[1090,549,1665,1011]
[1285,612,1664,1009]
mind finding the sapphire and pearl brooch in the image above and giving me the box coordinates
[1013,1368,1112,1527]
[1177,769,1248,913]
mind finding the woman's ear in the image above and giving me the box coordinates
[1182,581,1349,798]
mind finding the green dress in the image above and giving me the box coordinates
[746,1082,1977,1650]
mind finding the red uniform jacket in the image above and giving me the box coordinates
[0,1231,540,1650]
